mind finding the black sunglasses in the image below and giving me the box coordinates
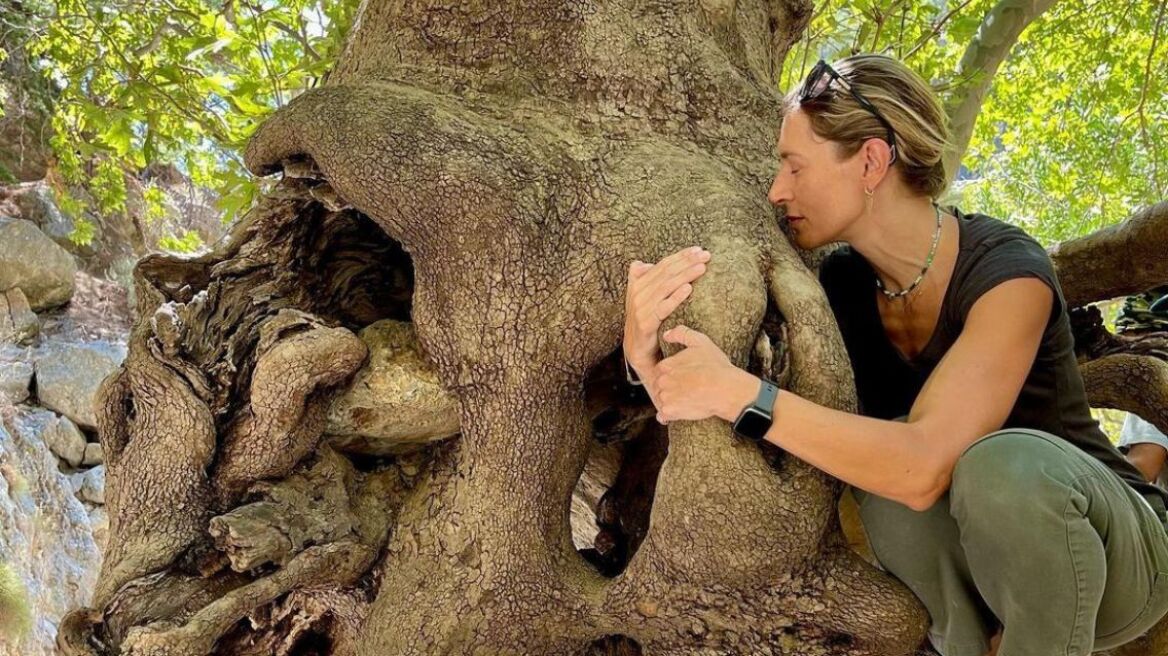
[798,59,899,165]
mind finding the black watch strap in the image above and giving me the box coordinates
[732,378,779,441]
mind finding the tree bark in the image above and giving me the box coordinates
[1050,201,1168,309]
[56,1,1167,655]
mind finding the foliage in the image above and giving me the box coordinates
[781,0,1165,245]
[19,0,359,227]
[157,227,205,252]
[0,553,33,642]
[10,0,1164,247]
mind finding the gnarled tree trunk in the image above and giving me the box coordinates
[55,1,1167,655]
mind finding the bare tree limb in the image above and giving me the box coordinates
[943,0,1059,179]
[1049,201,1168,308]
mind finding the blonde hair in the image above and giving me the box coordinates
[782,53,952,198]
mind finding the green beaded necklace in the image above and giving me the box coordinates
[875,202,943,300]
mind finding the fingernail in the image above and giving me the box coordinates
[690,246,702,253]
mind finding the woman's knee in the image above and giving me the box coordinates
[950,430,1067,519]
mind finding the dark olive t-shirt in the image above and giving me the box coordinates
[817,206,1168,521]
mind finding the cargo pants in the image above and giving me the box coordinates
[851,421,1168,655]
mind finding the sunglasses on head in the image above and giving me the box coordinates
[798,59,899,165]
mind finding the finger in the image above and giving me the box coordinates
[626,260,656,313]
[662,324,708,347]
[628,260,653,280]
[649,283,693,325]
[640,246,708,291]
[640,243,700,284]
[634,255,708,322]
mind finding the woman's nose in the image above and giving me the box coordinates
[767,173,791,207]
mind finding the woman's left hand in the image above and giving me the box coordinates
[654,324,760,424]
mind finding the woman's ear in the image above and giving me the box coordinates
[860,137,893,188]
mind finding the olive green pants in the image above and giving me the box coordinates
[852,422,1168,656]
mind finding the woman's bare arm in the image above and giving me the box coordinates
[716,276,1054,510]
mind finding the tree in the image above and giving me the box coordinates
[55,0,1167,654]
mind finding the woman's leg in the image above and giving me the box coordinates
[853,485,999,656]
[853,414,998,655]
[949,428,1168,655]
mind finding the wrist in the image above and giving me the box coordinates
[720,368,763,422]
[629,353,659,373]
[624,352,660,386]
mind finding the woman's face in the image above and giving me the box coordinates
[767,107,866,249]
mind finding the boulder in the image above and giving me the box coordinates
[81,442,103,467]
[0,216,77,311]
[0,359,33,404]
[13,184,77,248]
[0,408,101,655]
[0,287,38,344]
[33,341,125,430]
[41,414,87,468]
[76,465,104,505]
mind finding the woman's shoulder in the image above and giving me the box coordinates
[951,208,1064,322]
[957,207,1044,252]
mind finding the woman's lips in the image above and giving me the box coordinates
[787,215,804,224]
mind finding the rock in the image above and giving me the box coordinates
[87,505,109,551]
[68,470,84,496]
[0,408,101,655]
[33,340,126,429]
[41,414,86,468]
[0,360,34,404]
[0,287,39,344]
[105,255,139,311]
[13,184,75,247]
[82,441,103,466]
[0,216,78,311]
[323,319,461,455]
[77,465,104,505]
[11,183,103,260]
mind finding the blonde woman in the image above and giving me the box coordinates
[622,54,1168,656]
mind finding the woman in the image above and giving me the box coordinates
[622,54,1168,656]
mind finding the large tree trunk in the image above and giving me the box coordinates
[55,1,1166,655]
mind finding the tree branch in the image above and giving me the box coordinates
[943,0,1060,179]
[1048,201,1168,308]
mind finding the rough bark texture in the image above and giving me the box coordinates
[1069,303,1168,438]
[55,1,1167,654]
[1050,201,1168,309]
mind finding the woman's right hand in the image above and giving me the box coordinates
[623,245,712,381]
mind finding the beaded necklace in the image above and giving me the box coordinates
[875,202,943,300]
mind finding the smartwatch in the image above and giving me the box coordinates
[732,378,779,442]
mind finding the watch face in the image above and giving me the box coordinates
[735,408,772,440]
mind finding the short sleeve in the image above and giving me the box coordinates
[1117,413,1168,453]
[817,246,860,302]
[955,237,1065,326]
[817,247,847,291]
